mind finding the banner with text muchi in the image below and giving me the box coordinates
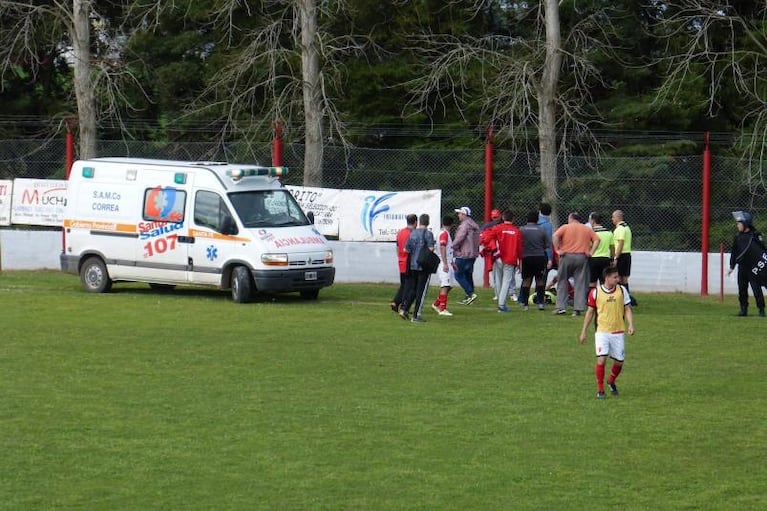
[11,179,68,227]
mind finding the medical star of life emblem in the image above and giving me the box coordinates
[206,245,218,261]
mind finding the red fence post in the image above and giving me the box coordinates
[701,132,711,296]
[483,126,494,288]
[272,121,284,167]
[65,117,77,179]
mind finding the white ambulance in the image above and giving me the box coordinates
[60,158,335,302]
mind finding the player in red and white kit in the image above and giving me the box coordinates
[431,216,456,316]
[578,266,636,399]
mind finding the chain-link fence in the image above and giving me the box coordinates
[1,136,763,252]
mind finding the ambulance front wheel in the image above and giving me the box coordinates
[80,257,113,293]
[231,266,254,303]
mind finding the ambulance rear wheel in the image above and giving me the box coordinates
[231,266,254,303]
[80,257,113,293]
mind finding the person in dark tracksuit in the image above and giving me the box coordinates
[400,213,436,323]
[728,211,765,317]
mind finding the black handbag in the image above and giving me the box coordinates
[417,248,441,274]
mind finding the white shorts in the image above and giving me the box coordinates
[594,331,625,362]
[436,264,454,288]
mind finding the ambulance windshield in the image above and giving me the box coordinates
[229,190,311,228]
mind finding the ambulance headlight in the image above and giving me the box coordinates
[262,253,289,266]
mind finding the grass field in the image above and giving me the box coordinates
[1,271,765,510]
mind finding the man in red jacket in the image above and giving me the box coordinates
[391,213,417,313]
[481,208,503,299]
[489,210,524,313]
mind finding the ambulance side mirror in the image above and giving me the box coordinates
[306,211,315,224]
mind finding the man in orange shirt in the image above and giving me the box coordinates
[552,212,600,316]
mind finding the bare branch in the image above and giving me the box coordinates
[184,0,372,153]
[650,1,767,175]
[0,1,68,83]
[404,4,610,160]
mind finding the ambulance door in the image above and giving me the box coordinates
[187,189,242,286]
[68,177,142,281]
[136,185,191,283]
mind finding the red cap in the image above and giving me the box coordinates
[490,209,501,219]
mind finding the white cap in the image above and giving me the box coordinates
[454,206,471,216]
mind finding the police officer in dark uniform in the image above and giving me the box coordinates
[728,211,766,317]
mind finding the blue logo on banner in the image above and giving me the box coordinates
[361,193,396,235]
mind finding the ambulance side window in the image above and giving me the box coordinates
[194,190,237,234]
[143,187,186,223]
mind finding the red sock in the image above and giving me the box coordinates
[608,364,623,384]
[441,294,448,311]
[595,363,605,392]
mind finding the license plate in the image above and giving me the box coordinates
[304,271,317,281]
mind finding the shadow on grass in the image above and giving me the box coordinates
[106,283,336,304]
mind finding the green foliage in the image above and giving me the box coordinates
[1,272,766,509]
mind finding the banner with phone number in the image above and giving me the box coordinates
[286,185,442,242]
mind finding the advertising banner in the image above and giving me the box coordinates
[0,180,11,226]
[10,179,68,227]
[285,186,343,237]
[337,189,442,242]
[287,186,442,242]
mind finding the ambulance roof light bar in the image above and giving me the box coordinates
[226,167,288,181]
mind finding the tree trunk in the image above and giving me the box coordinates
[299,0,323,187]
[539,0,562,224]
[72,0,97,159]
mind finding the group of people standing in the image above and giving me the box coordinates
[547,209,636,315]
[391,207,484,323]
[480,208,550,313]
[389,203,638,400]
[391,204,636,318]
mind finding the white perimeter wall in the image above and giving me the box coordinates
[0,230,738,294]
